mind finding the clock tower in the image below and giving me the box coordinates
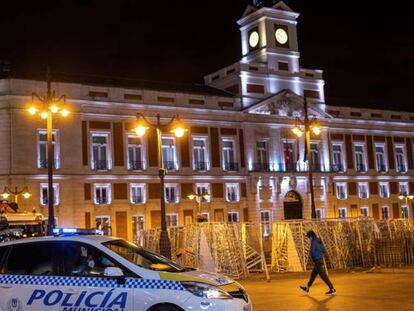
[204,1,325,109]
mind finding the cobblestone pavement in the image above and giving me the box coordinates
[239,269,414,311]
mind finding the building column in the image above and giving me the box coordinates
[320,128,331,172]
[244,126,255,171]
[269,127,282,170]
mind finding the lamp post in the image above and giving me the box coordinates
[134,113,187,259]
[27,68,69,235]
[188,191,211,222]
[291,97,321,219]
[1,186,32,204]
[398,193,414,218]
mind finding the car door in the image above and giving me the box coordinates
[59,241,134,310]
[0,241,60,311]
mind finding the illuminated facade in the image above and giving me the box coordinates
[1,2,414,241]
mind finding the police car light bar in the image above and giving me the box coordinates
[53,228,104,236]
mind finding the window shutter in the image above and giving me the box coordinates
[212,183,224,198]
[114,183,128,200]
[113,122,124,166]
[148,183,160,199]
[84,183,91,200]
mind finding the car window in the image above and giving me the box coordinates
[0,246,8,269]
[2,242,57,275]
[62,242,123,277]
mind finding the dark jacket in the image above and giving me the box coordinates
[310,237,325,262]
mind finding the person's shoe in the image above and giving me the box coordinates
[325,289,336,296]
[299,286,309,294]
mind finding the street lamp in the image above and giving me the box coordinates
[134,113,187,259]
[27,68,69,235]
[1,186,32,204]
[188,191,211,222]
[291,96,320,219]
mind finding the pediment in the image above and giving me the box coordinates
[245,89,329,118]
[272,1,293,11]
[242,5,258,18]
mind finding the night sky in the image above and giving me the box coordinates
[1,0,413,111]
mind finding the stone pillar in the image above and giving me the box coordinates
[320,129,331,172]
[244,126,255,171]
[269,128,282,171]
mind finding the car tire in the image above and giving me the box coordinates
[148,304,181,311]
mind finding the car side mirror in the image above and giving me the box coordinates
[104,267,125,285]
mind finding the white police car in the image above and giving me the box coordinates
[0,232,252,311]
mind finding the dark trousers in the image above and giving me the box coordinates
[307,259,334,289]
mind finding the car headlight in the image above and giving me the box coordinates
[181,281,232,299]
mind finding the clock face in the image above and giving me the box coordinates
[249,31,260,48]
[275,28,288,45]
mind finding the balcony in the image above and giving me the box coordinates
[41,197,57,206]
[38,158,60,169]
[377,164,388,173]
[226,193,239,202]
[224,162,239,171]
[131,195,144,204]
[92,159,110,170]
[337,193,347,200]
[163,161,178,171]
[194,161,209,171]
[380,192,389,199]
[95,197,109,204]
[128,161,145,171]
[359,192,369,199]
[355,164,366,173]
[284,163,299,172]
[250,162,271,172]
[397,164,407,173]
[311,163,324,173]
[331,164,344,173]
[165,195,178,204]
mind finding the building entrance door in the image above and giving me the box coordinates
[283,191,303,219]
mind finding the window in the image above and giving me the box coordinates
[166,213,178,227]
[332,144,344,172]
[284,142,296,171]
[195,183,211,203]
[130,184,146,204]
[395,145,407,173]
[127,136,145,170]
[358,183,369,199]
[162,137,177,171]
[38,130,60,169]
[222,139,237,171]
[360,207,369,217]
[315,208,324,219]
[338,208,347,219]
[375,145,387,172]
[62,242,121,277]
[379,182,389,198]
[201,212,210,221]
[94,184,111,204]
[399,182,409,196]
[382,206,390,220]
[95,216,111,235]
[132,215,145,242]
[354,145,366,172]
[402,206,409,219]
[91,133,111,170]
[193,137,209,171]
[40,183,59,206]
[228,211,239,222]
[165,184,179,203]
[256,141,269,171]
[260,210,272,237]
[2,242,58,275]
[226,183,240,203]
[336,183,347,200]
[310,143,320,170]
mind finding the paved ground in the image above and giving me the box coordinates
[240,269,414,311]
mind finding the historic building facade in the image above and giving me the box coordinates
[1,2,414,241]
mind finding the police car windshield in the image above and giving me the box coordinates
[104,240,185,273]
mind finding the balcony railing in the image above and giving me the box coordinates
[250,162,271,172]
[131,196,144,204]
[380,192,389,198]
[337,193,346,200]
[355,164,366,172]
[284,163,299,172]
[331,164,344,173]
[359,192,369,199]
[311,163,324,172]
[165,195,178,203]
[41,197,57,206]
[95,197,109,204]
[226,193,239,202]
[224,162,239,171]
[194,161,209,171]
[377,164,388,173]
[128,161,145,171]
[163,161,178,171]
[38,158,60,169]
[397,164,407,173]
[92,159,110,170]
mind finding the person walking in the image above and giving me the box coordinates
[300,230,336,295]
